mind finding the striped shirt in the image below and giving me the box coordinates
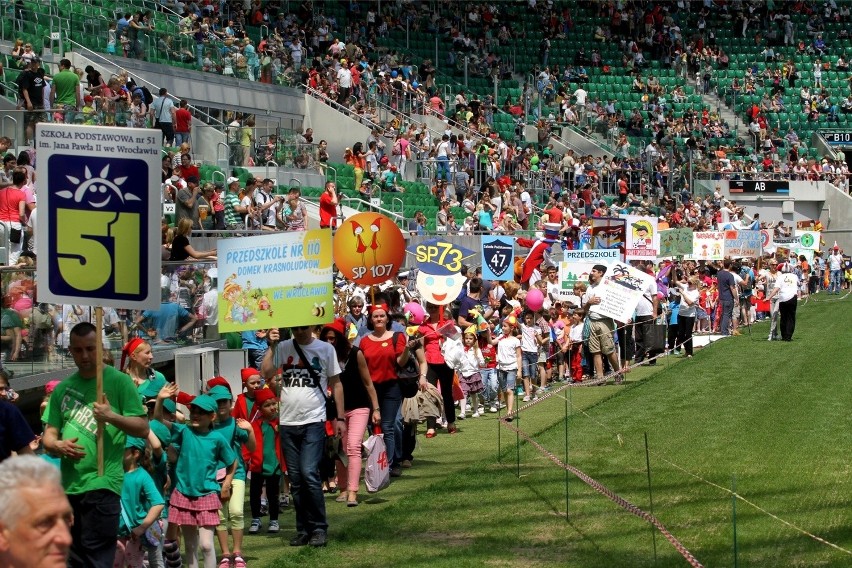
[223,190,241,226]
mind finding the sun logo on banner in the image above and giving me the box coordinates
[55,164,140,208]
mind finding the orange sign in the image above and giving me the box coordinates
[333,212,405,285]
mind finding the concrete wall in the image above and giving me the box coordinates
[303,93,372,171]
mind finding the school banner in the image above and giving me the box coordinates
[624,216,659,260]
[36,124,161,309]
[588,217,626,261]
[659,228,694,257]
[687,231,725,261]
[723,230,762,258]
[591,262,656,322]
[481,235,515,281]
[217,230,334,332]
[556,250,619,304]
[793,230,820,251]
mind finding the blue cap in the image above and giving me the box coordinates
[207,385,233,402]
[125,436,147,451]
[190,394,217,413]
[407,238,477,276]
[140,377,167,400]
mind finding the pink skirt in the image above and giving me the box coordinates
[168,490,221,527]
[460,372,484,395]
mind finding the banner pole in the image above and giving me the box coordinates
[95,306,104,477]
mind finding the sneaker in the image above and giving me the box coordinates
[457,413,465,420]
[767,335,773,341]
[308,530,328,547]
[289,533,310,547]
[489,405,498,413]
[477,405,485,414]
[249,519,261,534]
[390,465,403,477]
[279,493,290,509]
[401,459,413,468]
[267,520,280,533]
[471,411,480,418]
[522,395,531,402]
[233,556,246,568]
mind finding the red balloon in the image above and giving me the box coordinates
[525,288,544,312]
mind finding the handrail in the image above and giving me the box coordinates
[324,163,337,190]
[265,160,279,183]
[304,85,386,133]
[340,195,404,225]
[64,36,227,128]
[392,196,404,217]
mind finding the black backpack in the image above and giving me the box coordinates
[135,86,154,106]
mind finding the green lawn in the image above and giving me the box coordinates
[233,295,851,567]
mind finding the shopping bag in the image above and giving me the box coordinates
[362,426,390,493]
[646,316,667,353]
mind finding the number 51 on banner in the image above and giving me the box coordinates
[36,124,161,310]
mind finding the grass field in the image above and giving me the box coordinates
[232,295,851,568]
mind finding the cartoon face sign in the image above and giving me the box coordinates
[416,271,464,305]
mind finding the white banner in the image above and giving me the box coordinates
[624,216,660,260]
[588,262,655,322]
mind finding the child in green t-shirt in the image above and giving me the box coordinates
[155,385,236,568]
[115,435,165,567]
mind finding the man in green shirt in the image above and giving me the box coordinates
[43,322,149,568]
[49,58,81,124]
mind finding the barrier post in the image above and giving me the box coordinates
[644,432,657,563]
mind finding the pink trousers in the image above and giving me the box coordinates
[336,407,370,492]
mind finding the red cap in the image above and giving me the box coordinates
[321,318,346,337]
[207,376,231,392]
[241,368,261,384]
[254,387,277,405]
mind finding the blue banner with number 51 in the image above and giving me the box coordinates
[36,124,161,310]
[481,236,515,281]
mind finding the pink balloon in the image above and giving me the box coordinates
[525,288,544,312]
[403,301,427,324]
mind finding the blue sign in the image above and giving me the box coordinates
[481,236,515,281]
[36,124,161,310]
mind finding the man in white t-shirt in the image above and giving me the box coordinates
[766,266,800,341]
[262,326,344,548]
[581,265,622,383]
[633,266,659,364]
[828,245,843,294]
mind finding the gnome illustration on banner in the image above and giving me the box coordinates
[407,238,476,309]
[515,223,564,286]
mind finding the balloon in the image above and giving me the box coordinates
[530,155,539,165]
[412,81,419,88]
[391,70,398,78]
[525,288,544,312]
[403,301,426,324]
[531,165,539,171]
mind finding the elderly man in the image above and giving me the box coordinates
[0,455,73,568]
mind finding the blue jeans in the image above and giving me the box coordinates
[436,155,450,181]
[375,380,402,468]
[521,351,537,379]
[174,132,191,147]
[279,422,328,535]
[393,405,404,465]
[480,368,498,403]
[719,300,735,335]
[830,269,842,294]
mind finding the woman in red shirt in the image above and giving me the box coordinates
[0,168,28,264]
[358,303,415,477]
[418,302,459,437]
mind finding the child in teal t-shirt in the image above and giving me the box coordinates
[116,436,165,567]
[155,385,236,568]
[209,385,255,568]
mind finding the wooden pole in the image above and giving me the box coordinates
[95,306,104,477]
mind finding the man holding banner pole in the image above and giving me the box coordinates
[580,265,622,384]
[43,322,149,568]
